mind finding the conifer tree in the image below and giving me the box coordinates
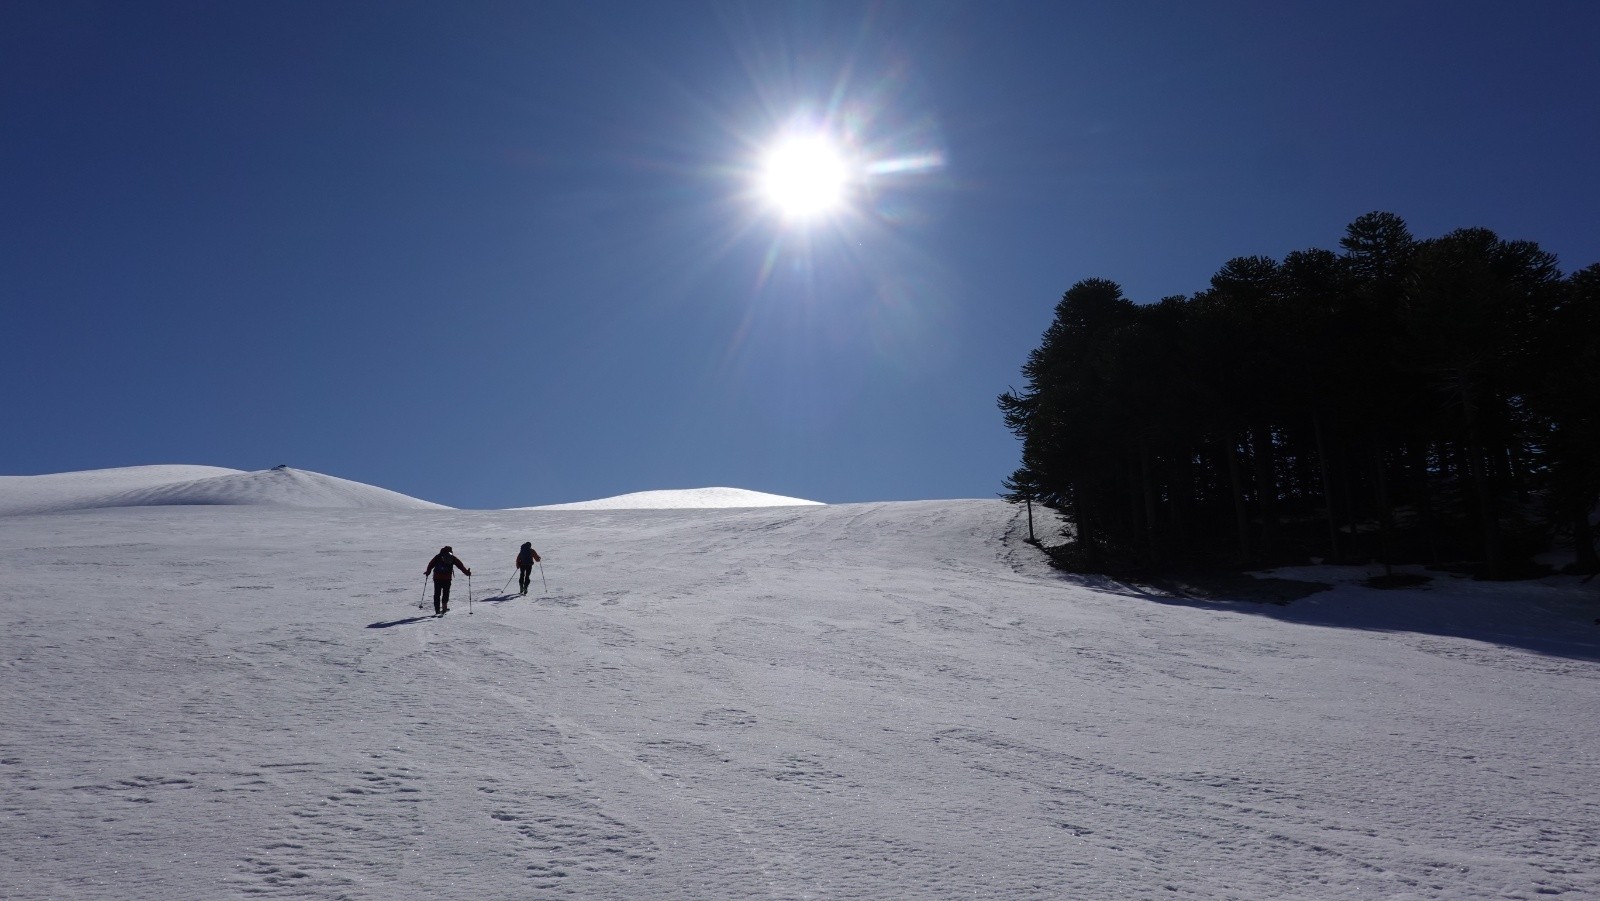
[1001,212,1595,577]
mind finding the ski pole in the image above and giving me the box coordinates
[468,573,474,615]
[502,571,515,594]
[419,576,428,609]
[538,560,547,594]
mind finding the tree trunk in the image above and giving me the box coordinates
[1492,441,1516,498]
[1342,443,1360,561]
[1408,440,1439,565]
[1127,457,1142,554]
[1225,437,1252,563]
[1466,439,1504,577]
[1251,425,1279,559]
[1070,478,1091,546]
[1507,441,1529,501]
[1170,452,1192,546]
[1140,441,1158,562]
[1460,373,1505,578]
[1574,506,1599,573]
[1313,411,1340,562]
[1373,440,1394,578]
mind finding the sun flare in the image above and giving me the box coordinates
[758,134,851,220]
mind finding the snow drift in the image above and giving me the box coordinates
[525,486,823,510]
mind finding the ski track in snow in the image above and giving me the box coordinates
[2,501,1598,899]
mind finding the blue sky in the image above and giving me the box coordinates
[4,1,1597,508]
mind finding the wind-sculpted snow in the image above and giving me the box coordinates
[0,465,447,514]
[1,499,1597,899]
[93,466,450,511]
[0,464,243,515]
[522,486,823,510]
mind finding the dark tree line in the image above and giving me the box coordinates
[999,212,1600,578]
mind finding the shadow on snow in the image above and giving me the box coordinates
[366,615,435,629]
[366,594,523,627]
[1056,568,1600,665]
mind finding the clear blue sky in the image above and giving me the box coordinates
[4,1,1597,507]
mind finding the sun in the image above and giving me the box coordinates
[758,133,851,221]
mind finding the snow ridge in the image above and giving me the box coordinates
[0,465,446,514]
[0,464,244,516]
[524,486,823,510]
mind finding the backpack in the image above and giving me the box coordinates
[430,553,456,579]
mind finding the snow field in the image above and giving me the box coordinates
[1,497,1597,899]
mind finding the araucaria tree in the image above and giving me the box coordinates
[1000,212,1600,577]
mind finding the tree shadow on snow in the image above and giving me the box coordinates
[1052,568,1600,665]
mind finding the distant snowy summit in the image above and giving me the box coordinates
[0,467,820,514]
[0,465,447,515]
[522,487,824,511]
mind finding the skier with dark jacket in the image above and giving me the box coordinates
[514,541,542,595]
[425,546,470,615]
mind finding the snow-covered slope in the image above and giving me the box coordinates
[0,465,447,514]
[524,486,822,510]
[2,498,1597,899]
[0,464,243,516]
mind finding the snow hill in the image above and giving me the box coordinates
[0,465,446,515]
[525,486,823,510]
[2,483,1598,898]
[0,464,243,516]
